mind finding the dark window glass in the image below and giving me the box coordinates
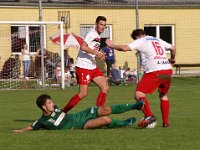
[144,26,156,37]
[11,26,26,53]
[160,26,172,44]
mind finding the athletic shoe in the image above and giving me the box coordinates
[138,115,157,128]
[133,100,145,110]
[25,77,29,80]
[125,117,136,126]
[163,123,170,128]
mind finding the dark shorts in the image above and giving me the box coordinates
[73,106,99,129]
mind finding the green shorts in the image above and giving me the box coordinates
[73,106,99,129]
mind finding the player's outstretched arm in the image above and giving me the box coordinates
[105,39,130,52]
[12,125,33,133]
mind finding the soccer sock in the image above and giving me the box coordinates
[62,94,81,113]
[96,91,107,106]
[110,102,143,114]
[107,119,132,128]
[160,100,169,125]
[138,97,153,117]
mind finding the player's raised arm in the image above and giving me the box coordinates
[105,39,131,52]
[12,125,33,133]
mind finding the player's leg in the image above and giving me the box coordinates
[135,91,153,117]
[158,70,172,127]
[83,116,136,129]
[159,92,170,127]
[62,67,91,112]
[135,91,157,128]
[97,102,144,117]
[83,116,112,129]
[62,85,89,112]
[92,69,109,106]
[135,72,160,128]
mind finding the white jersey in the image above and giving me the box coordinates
[128,36,172,73]
[76,28,101,69]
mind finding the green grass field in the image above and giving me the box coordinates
[0,77,200,150]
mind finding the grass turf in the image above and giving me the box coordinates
[0,77,200,150]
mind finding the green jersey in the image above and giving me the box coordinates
[31,105,99,130]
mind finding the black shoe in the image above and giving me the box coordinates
[138,115,157,128]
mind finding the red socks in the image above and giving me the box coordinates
[138,97,153,117]
[160,100,169,125]
[62,92,107,112]
[96,92,107,106]
[62,94,81,113]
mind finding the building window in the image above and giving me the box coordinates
[11,25,46,53]
[80,25,112,39]
[144,25,174,45]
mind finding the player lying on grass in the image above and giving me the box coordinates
[13,94,144,133]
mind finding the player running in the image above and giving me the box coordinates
[62,16,109,113]
[13,94,144,132]
[106,29,176,128]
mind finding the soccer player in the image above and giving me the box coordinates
[106,29,176,128]
[13,94,144,132]
[61,16,109,113]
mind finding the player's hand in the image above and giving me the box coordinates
[169,59,176,65]
[12,130,24,133]
[96,52,105,61]
[105,39,114,48]
[99,49,106,56]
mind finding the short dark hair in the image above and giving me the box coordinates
[36,94,51,111]
[96,16,107,23]
[131,29,146,40]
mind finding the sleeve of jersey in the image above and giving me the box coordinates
[31,120,43,130]
[160,39,172,50]
[83,31,94,45]
[127,39,143,51]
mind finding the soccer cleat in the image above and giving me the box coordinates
[133,100,145,110]
[138,115,157,128]
[163,123,170,128]
[125,117,136,126]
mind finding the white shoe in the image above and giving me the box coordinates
[25,77,29,80]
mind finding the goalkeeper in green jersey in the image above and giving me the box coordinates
[13,94,144,133]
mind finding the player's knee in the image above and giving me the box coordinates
[159,93,168,100]
[102,116,112,124]
[101,85,109,93]
[79,92,88,99]
[160,95,168,101]
[98,106,111,116]
[133,95,138,101]
[103,106,111,114]
[135,91,146,100]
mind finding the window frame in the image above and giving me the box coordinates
[144,24,175,48]
[11,25,46,55]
